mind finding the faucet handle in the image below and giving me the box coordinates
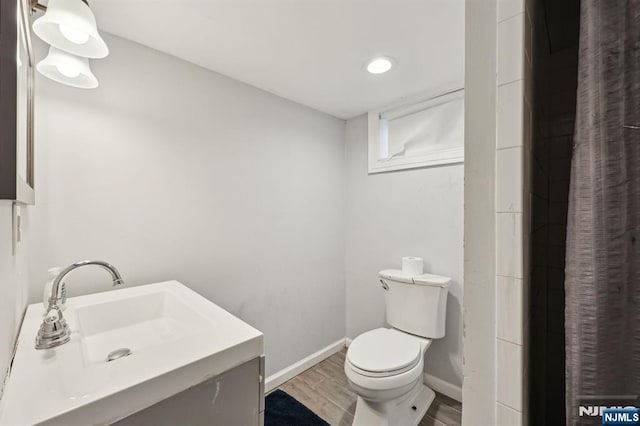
[35,306,71,350]
[44,307,60,323]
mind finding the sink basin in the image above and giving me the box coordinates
[76,290,211,365]
[0,281,263,425]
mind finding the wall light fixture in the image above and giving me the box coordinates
[30,0,107,89]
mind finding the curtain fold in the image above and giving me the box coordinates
[565,0,640,424]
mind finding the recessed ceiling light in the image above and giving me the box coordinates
[366,57,394,74]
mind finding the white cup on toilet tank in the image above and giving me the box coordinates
[401,257,424,275]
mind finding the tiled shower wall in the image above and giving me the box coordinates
[495,0,533,423]
[529,9,578,425]
[497,0,579,423]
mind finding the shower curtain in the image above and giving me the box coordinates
[565,1,640,424]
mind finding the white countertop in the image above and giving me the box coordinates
[0,281,263,425]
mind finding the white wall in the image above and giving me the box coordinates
[462,0,497,423]
[344,115,464,390]
[0,203,29,394]
[28,34,346,376]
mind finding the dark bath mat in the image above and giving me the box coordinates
[265,389,330,426]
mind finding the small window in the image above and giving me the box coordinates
[368,88,464,173]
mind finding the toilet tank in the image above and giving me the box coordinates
[379,269,451,339]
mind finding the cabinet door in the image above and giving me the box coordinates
[113,358,261,426]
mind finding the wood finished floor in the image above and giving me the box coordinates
[276,348,462,426]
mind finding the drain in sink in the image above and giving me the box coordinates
[107,348,132,362]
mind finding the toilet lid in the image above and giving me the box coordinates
[347,328,421,374]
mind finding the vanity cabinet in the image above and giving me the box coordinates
[112,357,265,426]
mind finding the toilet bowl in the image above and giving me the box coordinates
[344,267,451,426]
[345,328,434,426]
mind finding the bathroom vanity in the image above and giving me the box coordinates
[0,281,265,425]
[113,357,264,426]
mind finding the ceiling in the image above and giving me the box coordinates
[90,0,465,119]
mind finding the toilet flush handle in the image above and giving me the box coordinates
[380,279,389,291]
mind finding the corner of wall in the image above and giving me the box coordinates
[493,0,532,424]
[462,0,498,424]
[0,202,30,402]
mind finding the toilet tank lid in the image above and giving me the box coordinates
[379,269,451,287]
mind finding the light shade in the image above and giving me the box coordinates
[33,0,109,59]
[37,46,98,89]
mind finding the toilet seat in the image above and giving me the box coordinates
[347,328,422,377]
[344,328,430,396]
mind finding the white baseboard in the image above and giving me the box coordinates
[345,337,353,347]
[265,338,346,393]
[424,373,462,403]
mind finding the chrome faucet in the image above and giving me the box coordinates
[35,260,125,350]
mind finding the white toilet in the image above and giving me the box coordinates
[344,267,451,426]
